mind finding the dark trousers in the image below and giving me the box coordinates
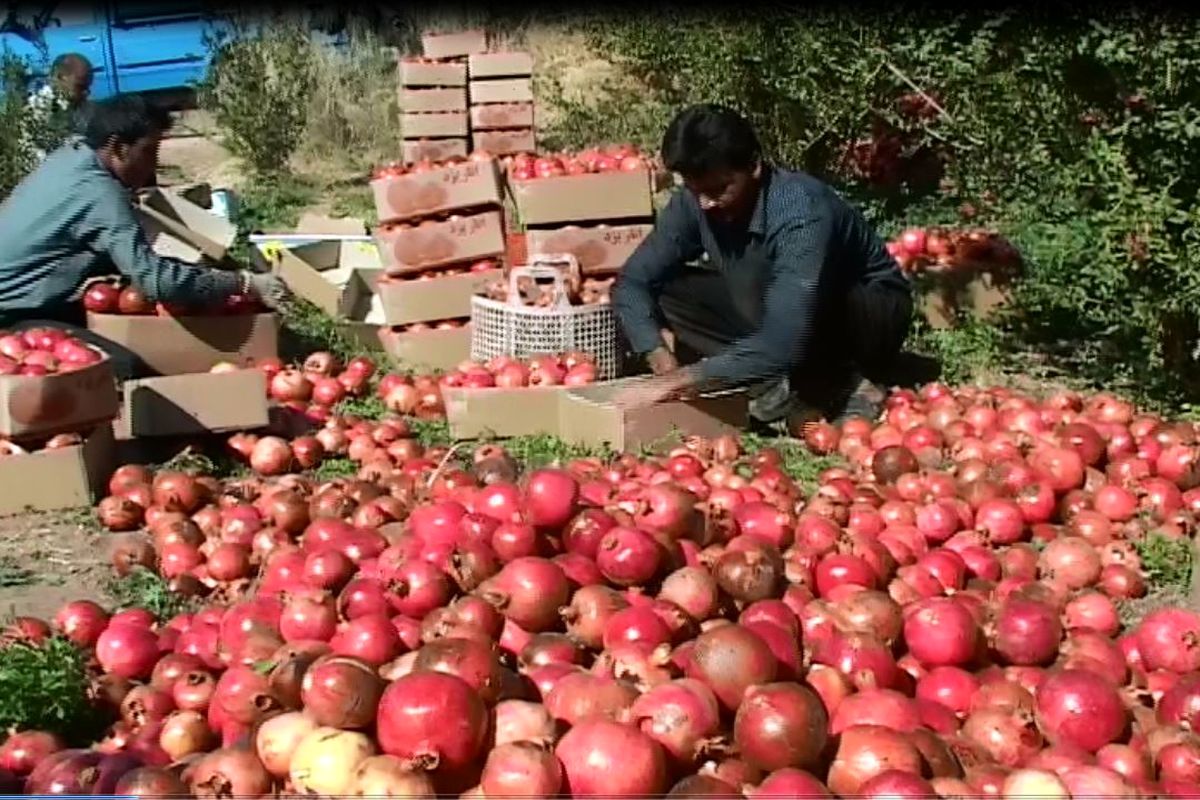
[0,305,151,381]
[654,266,914,402]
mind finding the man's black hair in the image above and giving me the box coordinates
[660,103,762,177]
[83,94,173,149]
[51,52,92,78]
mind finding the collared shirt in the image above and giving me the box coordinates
[0,139,240,313]
[611,165,911,387]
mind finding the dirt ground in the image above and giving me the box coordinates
[0,511,109,620]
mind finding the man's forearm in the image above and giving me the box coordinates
[611,274,669,355]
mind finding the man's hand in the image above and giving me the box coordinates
[612,367,700,410]
[646,345,679,376]
[244,271,291,310]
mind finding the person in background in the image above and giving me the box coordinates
[611,103,914,430]
[23,52,94,162]
[0,93,289,378]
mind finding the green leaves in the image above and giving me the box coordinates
[0,636,109,743]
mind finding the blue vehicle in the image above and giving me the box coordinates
[0,2,356,101]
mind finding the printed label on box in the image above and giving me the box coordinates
[371,160,502,224]
[376,210,506,274]
[402,139,468,164]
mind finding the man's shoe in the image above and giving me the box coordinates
[828,372,888,426]
[747,376,793,424]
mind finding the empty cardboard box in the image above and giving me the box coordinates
[114,369,269,439]
[135,187,238,263]
[87,312,279,376]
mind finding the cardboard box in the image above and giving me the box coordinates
[377,269,502,325]
[370,159,503,224]
[470,103,535,130]
[378,325,471,371]
[442,378,747,448]
[401,87,468,112]
[469,78,533,104]
[511,170,654,225]
[0,424,114,516]
[468,52,533,78]
[376,210,506,274]
[525,223,653,275]
[421,29,488,60]
[403,138,469,164]
[135,187,238,263]
[87,312,279,376]
[0,357,118,440]
[403,111,469,139]
[113,370,269,439]
[472,128,536,156]
[399,60,467,87]
[271,241,384,323]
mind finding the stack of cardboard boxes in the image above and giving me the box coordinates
[371,156,507,371]
[515,161,657,280]
[398,30,491,164]
[468,51,536,156]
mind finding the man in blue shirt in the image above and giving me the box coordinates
[612,104,913,428]
[0,94,287,377]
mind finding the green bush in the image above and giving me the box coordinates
[199,18,317,176]
[537,10,1200,408]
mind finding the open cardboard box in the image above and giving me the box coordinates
[135,187,237,263]
[0,357,119,440]
[403,139,469,164]
[525,223,653,275]
[378,325,471,371]
[376,209,506,274]
[377,269,502,326]
[113,369,268,439]
[443,378,747,449]
[87,313,279,376]
[370,159,503,224]
[511,170,654,225]
[0,424,114,516]
[421,29,488,59]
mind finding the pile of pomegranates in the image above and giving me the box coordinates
[0,328,105,376]
[886,226,1023,279]
[370,148,496,183]
[478,272,615,307]
[14,379,1200,798]
[506,144,651,181]
[83,282,265,317]
[436,353,598,390]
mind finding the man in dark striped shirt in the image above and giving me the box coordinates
[612,104,913,428]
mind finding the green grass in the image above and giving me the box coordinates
[338,394,387,421]
[277,298,383,367]
[105,567,198,622]
[741,432,845,492]
[1135,534,1194,595]
[310,456,360,481]
[0,635,110,744]
[154,445,248,481]
[0,556,37,588]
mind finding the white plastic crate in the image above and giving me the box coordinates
[470,255,620,380]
